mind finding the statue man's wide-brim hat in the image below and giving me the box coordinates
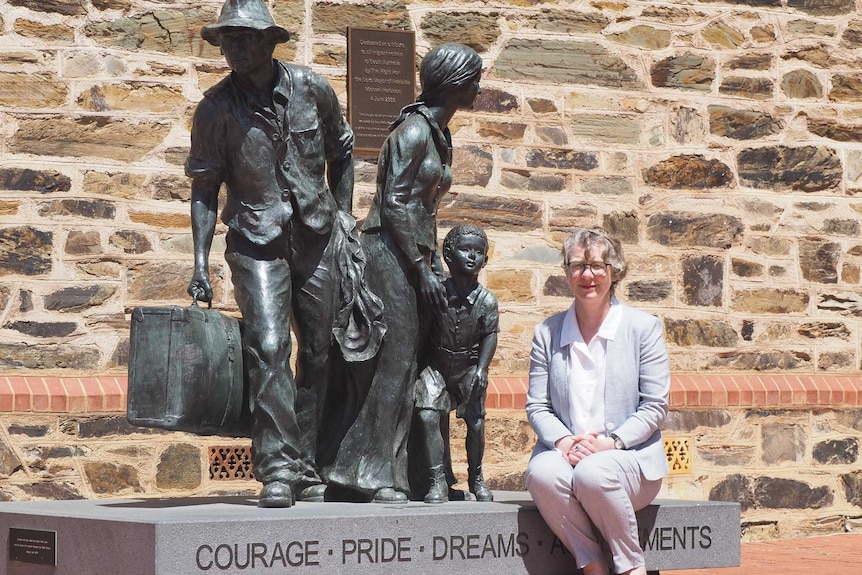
[201,0,290,46]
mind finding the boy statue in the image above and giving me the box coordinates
[415,224,498,503]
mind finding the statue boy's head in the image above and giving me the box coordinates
[201,0,290,48]
[442,224,489,279]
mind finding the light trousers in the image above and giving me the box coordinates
[525,448,662,573]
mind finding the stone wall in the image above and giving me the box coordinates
[1,0,862,375]
[665,406,862,541]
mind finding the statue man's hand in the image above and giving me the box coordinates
[188,270,213,304]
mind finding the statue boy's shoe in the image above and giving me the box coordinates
[424,465,449,504]
[258,480,294,508]
[469,475,494,502]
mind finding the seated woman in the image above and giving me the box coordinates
[525,226,670,575]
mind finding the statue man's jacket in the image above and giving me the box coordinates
[186,61,354,244]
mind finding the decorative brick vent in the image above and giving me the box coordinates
[664,437,692,474]
[209,446,253,480]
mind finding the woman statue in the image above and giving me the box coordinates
[319,44,483,503]
[525,227,671,575]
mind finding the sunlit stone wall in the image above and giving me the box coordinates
[1,0,861,378]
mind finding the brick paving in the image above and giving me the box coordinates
[670,533,862,575]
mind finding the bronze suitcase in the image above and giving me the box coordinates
[127,304,252,437]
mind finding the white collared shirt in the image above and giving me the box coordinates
[560,298,623,436]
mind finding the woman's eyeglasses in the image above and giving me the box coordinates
[566,262,610,276]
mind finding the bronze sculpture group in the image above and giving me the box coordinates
[182,0,494,508]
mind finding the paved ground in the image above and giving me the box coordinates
[670,533,862,574]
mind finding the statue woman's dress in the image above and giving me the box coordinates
[319,104,452,497]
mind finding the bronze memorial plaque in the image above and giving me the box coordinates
[9,527,57,566]
[347,28,416,152]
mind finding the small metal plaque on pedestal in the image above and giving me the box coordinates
[9,527,56,566]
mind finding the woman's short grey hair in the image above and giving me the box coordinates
[562,226,627,291]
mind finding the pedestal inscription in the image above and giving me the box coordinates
[0,493,740,575]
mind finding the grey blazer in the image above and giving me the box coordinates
[526,302,670,481]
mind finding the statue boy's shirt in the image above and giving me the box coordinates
[185,61,354,245]
[417,277,498,414]
[434,278,499,360]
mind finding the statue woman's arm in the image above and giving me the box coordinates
[380,123,446,310]
[380,122,430,266]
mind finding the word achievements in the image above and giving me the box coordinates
[347,28,416,152]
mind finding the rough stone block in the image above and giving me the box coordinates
[0,73,68,108]
[651,54,714,91]
[83,9,219,58]
[788,0,854,16]
[737,145,842,192]
[12,118,172,162]
[312,1,410,35]
[44,285,116,312]
[0,227,52,276]
[813,438,859,465]
[527,10,608,35]
[607,25,671,49]
[495,39,642,89]
[664,319,737,347]
[782,70,823,99]
[709,106,782,140]
[626,280,672,303]
[0,168,71,193]
[421,12,501,52]
[719,77,773,100]
[0,343,101,370]
[642,155,733,189]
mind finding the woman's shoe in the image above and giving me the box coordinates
[372,487,407,504]
[298,483,327,502]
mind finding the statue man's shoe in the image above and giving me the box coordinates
[372,487,407,504]
[258,481,294,508]
[298,483,327,502]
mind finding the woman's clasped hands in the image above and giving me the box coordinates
[554,433,616,465]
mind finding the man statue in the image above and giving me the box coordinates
[186,0,354,508]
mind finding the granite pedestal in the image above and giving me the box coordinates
[0,492,740,574]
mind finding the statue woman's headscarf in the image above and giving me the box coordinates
[390,43,482,130]
[417,43,482,103]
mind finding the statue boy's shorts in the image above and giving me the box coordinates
[414,352,486,419]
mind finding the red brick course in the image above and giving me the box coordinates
[0,375,127,413]
[0,374,860,413]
